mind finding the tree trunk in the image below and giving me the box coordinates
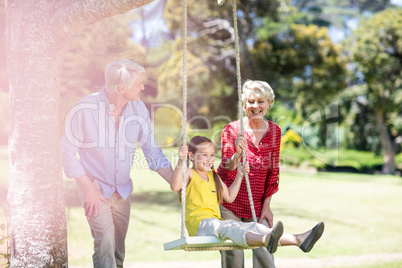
[5,0,153,266]
[374,108,396,175]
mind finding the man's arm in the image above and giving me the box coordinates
[155,166,174,184]
[61,106,107,219]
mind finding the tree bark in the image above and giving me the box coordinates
[6,0,152,266]
[374,108,396,175]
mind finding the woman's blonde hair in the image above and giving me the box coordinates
[105,59,145,94]
[241,80,275,105]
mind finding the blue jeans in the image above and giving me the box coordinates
[219,205,275,268]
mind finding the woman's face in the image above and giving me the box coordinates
[244,93,271,120]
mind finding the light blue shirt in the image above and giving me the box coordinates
[61,87,171,200]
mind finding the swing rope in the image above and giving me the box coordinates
[232,0,257,223]
[173,0,257,249]
[181,0,188,239]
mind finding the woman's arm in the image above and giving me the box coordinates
[170,146,191,192]
[259,196,274,227]
[221,162,249,203]
[260,125,282,226]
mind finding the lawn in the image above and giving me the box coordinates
[65,149,402,267]
[1,146,402,267]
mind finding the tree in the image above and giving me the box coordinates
[289,0,391,38]
[159,0,349,131]
[252,20,348,147]
[0,0,8,144]
[349,8,402,174]
[60,12,148,133]
[5,0,152,266]
[158,0,283,124]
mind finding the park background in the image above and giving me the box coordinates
[0,0,401,267]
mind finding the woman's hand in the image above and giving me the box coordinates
[259,199,274,227]
[235,133,246,155]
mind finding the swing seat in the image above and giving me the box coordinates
[164,236,257,251]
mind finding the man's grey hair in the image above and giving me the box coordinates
[105,59,145,94]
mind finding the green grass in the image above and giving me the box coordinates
[273,172,402,258]
[65,151,402,266]
[365,261,402,268]
[2,146,402,267]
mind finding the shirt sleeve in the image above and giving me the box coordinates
[263,124,281,200]
[138,105,171,171]
[61,105,86,179]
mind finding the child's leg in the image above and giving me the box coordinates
[245,221,283,254]
[214,219,283,253]
[244,231,268,247]
[279,222,324,252]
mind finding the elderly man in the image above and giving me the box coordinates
[61,59,173,268]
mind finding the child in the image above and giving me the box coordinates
[170,136,324,253]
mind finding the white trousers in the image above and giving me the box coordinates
[197,218,271,247]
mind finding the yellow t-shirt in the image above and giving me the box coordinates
[185,169,223,236]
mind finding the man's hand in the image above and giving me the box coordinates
[83,186,108,220]
[76,175,108,220]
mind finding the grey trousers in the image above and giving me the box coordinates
[77,180,131,268]
[220,205,276,268]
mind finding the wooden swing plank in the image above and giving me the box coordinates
[164,236,256,251]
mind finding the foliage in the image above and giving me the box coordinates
[253,22,348,115]
[0,209,9,268]
[396,152,402,170]
[153,104,183,147]
[290,0,391,37]
[60,11,148,128]
[160,0,350,142]
[281,147,386,172]
[251,4,348,147]
[349,8,402,130]
[338,84,382,153]
[281,129,302,149]
[160,0,284,123]
[348,7,402,173]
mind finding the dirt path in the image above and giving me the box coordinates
[69,252,402,268]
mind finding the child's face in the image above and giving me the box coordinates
[190,142,215,172]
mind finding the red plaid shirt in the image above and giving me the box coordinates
[217,119,281,218]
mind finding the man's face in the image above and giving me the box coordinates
[123,74,145,101]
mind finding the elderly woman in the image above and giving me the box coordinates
[217,80,281,268]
